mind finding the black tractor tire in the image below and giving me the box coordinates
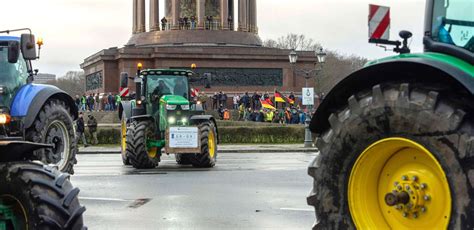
[307,83,473,229]
[175,154,193,165]
[26,99,78,174]
[190,121,217,168]
[126,120,159,169]
[0,162,86,229]
[121,113,131,166]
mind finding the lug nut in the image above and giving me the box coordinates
[402,212,408,217]
[420,183,427,189]
[412,176,418,181]
[394,181,399,186]
[424,195,431,201]
[421,207,426,213]
[405,185,410,190]
[397,185,402,190]
[413,213,418,218]
[402,175,408,181]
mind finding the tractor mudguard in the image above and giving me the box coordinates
[310,57,474,134]
[0,140,50,162]
[119,101,133,121]
[130,115,154,121]
[190,115,219,143]
[11,84,78,129]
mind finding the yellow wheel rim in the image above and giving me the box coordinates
[208,130,216,158]
[148,147,158,158]
[348,138,451,229]
[121,118,127,155]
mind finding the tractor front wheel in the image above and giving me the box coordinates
[127,120,160,169]
[0,162,86,229]
[190,121,217,168]
[307,83,473,229]
[26,99,78,174]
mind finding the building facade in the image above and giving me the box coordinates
[81,0,317,95]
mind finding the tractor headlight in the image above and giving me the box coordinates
[181,104,190,110]
[166,104,177,110]
[168,116,176,124]
[181,117,188,124]
[0,114,11,125]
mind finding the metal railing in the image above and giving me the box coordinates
[159,21,236,31]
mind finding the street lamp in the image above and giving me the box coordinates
[288,49,316,148]
[316,48,327,64]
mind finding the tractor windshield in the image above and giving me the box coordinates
[146,75,189,101]
[0,42,29,107]
[431,0,474,53]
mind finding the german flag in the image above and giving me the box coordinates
[286,96,295,104]
[260,99,276,110]
[274,91,286,103]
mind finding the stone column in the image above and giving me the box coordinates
[243,0,248,32]
[238,0,248,31]
[197,0,205,29]
[221,0,229,30]
[150,0,160,31]
[172,0,181,30]
[137,0,146,33]
[133,0,138,34]
[249,0,257,33]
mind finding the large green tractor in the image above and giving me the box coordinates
[308,0,473,229]
[119,67,218,169]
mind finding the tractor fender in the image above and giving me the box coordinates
[11,84,78,129]
[190,115,219,143]
[118,101,133,122]
[310,58,474,134]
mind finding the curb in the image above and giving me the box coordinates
[78,148,318,154]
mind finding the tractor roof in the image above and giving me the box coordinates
[0,36,20,42]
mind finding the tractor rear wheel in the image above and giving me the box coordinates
[121,113,131,166]
[0,162,86,229]
[307,83,473,229]
[190,121,217,168]
[127,120,160,169]
[175,154,193,165]
[26,99,78,174]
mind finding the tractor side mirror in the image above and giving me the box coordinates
[7,41,20,63]
[20,34,37,60]
[120,72,129,88]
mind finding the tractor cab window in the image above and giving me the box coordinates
[146,75,189,101]
[431,0,474,52]
[0,43,28,104]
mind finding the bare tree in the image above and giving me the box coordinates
[46,71,85,97]
[263,34,368,94]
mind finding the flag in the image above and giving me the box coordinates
[286,96,295,104]
[260,99,276,110]
[265,98,274,106]
[274,91,286,103]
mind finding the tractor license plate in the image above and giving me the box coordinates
[169,127,199,148]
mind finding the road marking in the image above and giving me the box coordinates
[280,208,314,212]
[79,197,134,202]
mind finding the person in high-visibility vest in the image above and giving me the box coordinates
[223,109,231,120]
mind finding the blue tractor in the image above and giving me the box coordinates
[0,29,78,174]
[0,29,85,229]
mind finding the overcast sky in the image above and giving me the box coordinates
[1,0,426,77]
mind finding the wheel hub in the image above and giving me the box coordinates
[385,176,431,219]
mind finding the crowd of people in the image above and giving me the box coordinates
[75,93,121,112]
[196,91,312,125]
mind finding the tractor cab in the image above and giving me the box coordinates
[0,37,29,108]
[425,0,474,62]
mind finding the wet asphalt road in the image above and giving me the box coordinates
[71,152,318,229]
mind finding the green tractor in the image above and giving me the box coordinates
[119,67,218,169]
[307,0,473,229]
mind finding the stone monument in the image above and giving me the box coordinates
[81,0,315,95]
